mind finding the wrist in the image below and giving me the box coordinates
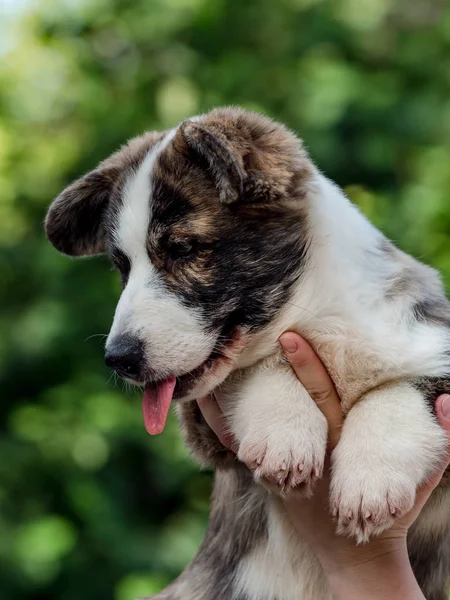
[318,535,406,577]
[322,540,425,600]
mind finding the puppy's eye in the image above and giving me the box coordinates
[169,241,196,260]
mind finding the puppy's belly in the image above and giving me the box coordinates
[233,499,331,600]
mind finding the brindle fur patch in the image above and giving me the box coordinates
[149,466,268,600]
[413,377,450,412]
[176,400,236,470]
[147,108,313,333]
[408,483,450,600]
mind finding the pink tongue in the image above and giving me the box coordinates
[142,377,176,435]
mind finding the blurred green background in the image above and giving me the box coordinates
[1,0,450,598]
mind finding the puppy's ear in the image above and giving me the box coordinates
[175,111,312,206]
[45,167,115,256]
[46,130,164,257]
[177,122,246,204]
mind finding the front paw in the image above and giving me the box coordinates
[330,462,416,543]
[237,414,327,497]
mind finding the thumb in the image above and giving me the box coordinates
[413,394,450,510]
[435,394,450,435]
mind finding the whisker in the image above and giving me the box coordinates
[106,371,117,388]
[85,333,108,343]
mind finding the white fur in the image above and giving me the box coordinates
[106,135,450,598]
[330,381,448,542]
[233,500,332,600]
[227,174,450,598]
[238,173,450,394]
[108,129,450,393]
[107,129,216,378]
[220,360,328,494]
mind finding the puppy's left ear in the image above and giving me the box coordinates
[177,122,246,204]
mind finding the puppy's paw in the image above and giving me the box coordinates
[330,462,416,543]
[237,413,328,497]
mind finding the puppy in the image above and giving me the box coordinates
[45,107,450,600]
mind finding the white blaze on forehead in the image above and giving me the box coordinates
[114,129,176,256]
[107,128,217,378]
[115,149,155,255]
[114,117,204,253]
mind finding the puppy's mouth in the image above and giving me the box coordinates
[141,351,221,435]
[122,329,246,435]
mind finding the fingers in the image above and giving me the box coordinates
[196,395,238,452]
[425,393,450,485]
[435,393,450,438]
[414,395,450,504]
[396,394,450,529]
[279,332,343,450]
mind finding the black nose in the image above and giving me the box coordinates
[104,335,144,380]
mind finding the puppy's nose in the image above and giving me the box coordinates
[104,335,144,380]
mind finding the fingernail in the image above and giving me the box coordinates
[280,335,298,354]
[441,395,450,419]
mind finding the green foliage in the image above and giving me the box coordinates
[0,0,449,598]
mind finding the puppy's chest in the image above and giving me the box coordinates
[237,328,401,411]
[234,312,448,410]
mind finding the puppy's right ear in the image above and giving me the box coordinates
[46,131,165,257]
[45,167,116,257]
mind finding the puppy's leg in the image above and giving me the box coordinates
[226,362,328,496]
[330,381,448,543]
[408,482,450,600]
[176,400,236,469]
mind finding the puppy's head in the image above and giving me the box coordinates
[46,107,313,432]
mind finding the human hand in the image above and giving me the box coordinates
[278,333,450,595]
[197,332,450,599]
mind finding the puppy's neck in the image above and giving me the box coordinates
[237,173,390,367]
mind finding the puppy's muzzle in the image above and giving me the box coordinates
[105,334,144,381]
